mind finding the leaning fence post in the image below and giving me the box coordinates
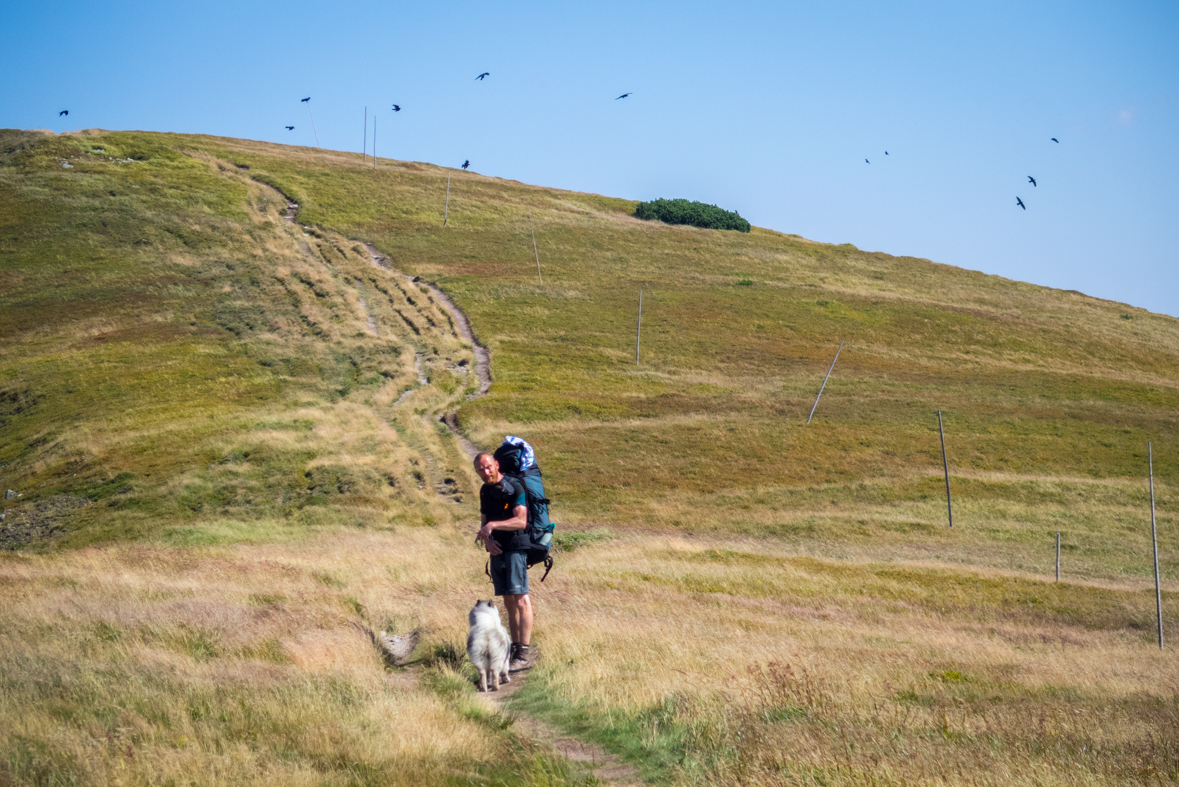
[1150,442,1163,650]
[938,410,953,528]
[307,102,320,148]
[806,341,844,424]
[529,212,542,285]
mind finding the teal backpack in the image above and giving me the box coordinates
[492,436,555,581]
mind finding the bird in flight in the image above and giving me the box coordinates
[301,97,310,102]
[462,160,470,170]
[285,125,295,130]
[391,104,400,112]
[475,72,489,80]
[1051,137,1059,143]
[1028,176,1037,187]
[59,110,68,117]
[615,92,632,100]
[1016,197,1026,210]
[865,158,870,164]
[885,151,889,155]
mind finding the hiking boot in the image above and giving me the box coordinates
[508,643,534,672]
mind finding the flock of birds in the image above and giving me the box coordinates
[867,137,1061,212]
[1015,137,1059,211]
[55,82,1047,212]
[266,73,634,171]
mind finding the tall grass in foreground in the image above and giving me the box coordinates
[9,525,1176,785]
[0,530,586,786]
[512,533,1179,785]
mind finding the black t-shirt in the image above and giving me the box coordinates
[480,475,529,552]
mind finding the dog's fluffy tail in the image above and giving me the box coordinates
[354,622,421,667]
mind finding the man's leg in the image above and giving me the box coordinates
[504,593,532,646]
[503,551,534,671]
[505,593,534,671]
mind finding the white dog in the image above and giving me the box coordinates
[466,599,512,692]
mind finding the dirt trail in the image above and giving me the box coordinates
[486,674,641,784]
[364,243,485,458]
[363,243,490,394]
[269,183,635,783]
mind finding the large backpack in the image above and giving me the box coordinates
[492,436,556,581]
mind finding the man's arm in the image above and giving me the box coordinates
[476,512,503,555]
[476,505,528,542]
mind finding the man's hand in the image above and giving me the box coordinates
[476,523,503,555]
[476,522,494,543]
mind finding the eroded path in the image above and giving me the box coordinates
[364,243,486,458]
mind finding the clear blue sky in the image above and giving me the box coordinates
[4,0,1177,316]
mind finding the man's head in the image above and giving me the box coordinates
[473,452,502,484]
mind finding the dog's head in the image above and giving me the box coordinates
[468,598,497,625]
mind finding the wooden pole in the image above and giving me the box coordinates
[308,105,320,148]
[1150,442,1163,650]
[938,410,953,528]
[443,174,450,227]
[363,107,367,163]
[529,212,542,284]
[806,341,844,425]
[635,289,643,365]
[1056,531,1061,582]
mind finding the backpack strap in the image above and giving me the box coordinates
[485,559,491,583]
[540,555,553,582]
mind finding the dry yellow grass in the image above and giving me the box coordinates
[0,528,580,785]
[11,524,1177,785]
[516,532,1179,784]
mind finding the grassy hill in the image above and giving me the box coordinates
[0,128,477,549]
[2,128,1178,786]
[183,128,1179,581]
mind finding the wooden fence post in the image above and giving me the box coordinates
[443,175,450,227]
[938,410,953,528]
[635,289,643,365]
[1150,442,1163,649]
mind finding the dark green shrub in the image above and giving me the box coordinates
[634,198,751,232]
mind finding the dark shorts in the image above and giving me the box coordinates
[490,551,529,596]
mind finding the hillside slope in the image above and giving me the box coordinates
[177,130,1179,582]
[4,129,1179,787]
[0,129,478,549]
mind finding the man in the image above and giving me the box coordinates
[474,451,535,671]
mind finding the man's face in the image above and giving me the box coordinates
[474,455,500,484]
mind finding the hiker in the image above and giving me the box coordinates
[474,451,535,671]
